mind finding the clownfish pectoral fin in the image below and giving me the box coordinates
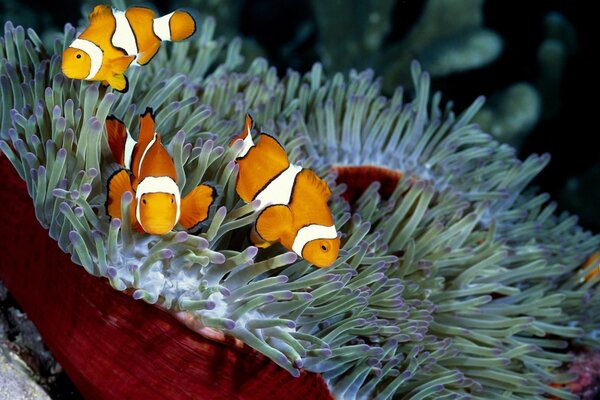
[136,41,161,66]
[179,184,216,230]
[110,55,136,77]
[105,116,128,166]
[250,227,273,248]
[88,5,113,23]
[106,168,136,226]
[255,204,292,243]
[107,73,129,93]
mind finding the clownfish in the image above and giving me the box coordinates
[231,114,340,268]
[581,250,600,282]
[62,5,196,92]
[105,108,215,235]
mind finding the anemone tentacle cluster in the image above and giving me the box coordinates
[1,9,599,400]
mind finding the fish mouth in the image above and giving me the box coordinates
[141,223,174,236]
[61,66,84,80]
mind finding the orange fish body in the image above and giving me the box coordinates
[582,250,600,282]
[62,5,196,92]
[105,108,214,235]
[232,114,340,268]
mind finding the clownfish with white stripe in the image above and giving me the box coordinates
[105,108,215,235]
[231,114,340,268]
[62,5,196,92]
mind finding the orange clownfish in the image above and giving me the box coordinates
[581,250,600,282]
[105,108,215,235]
[62,5,196,92]
[231,114,340,268]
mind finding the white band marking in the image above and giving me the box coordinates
[123,128,136,170]
[69,39,103,80]
[237,126,255,158]
[254,164,302,210]
[153,12,174,41]
[292,224,338,256]
[137,132,158,177]
[112,10,138,56]
[135,176,181,224]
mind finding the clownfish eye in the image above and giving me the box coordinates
[76,53,82,59]
[142,199,147,205]
[171,197,174,204]
[320,242,329,252]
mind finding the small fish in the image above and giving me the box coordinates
[105,107,215,235]
[231,114,340,268]
[581,250,600,282]
[62,5,196,92]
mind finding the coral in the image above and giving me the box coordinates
[1,282,53,399]
[558,350,600,400]
[1,5,599,400]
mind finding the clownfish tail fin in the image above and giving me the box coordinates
[105,116,128,166]
[153,10,196,42]
[168,11,196,41]
[179,184,217,230]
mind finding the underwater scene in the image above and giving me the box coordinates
[1,0,598,399]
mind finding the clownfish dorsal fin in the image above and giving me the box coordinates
[230,113,254,146]
[88,5,114,23]
[303,169,332,200]
[241,113,253,140]
[105,115,128,166]
[137,107,156,145]
[256,133,288,167]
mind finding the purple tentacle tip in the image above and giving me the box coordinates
[68,230,79,243]
[132,290,144,300]
[222,319,235,330]
[89,117,102,132]
[121,191,133,202]
[196,237,209,250]
[245,246,259,259]
[160,249,174,259]
[174,231,188,242]
[110,218,121,229]
[211,252,226,264]
[58,202,71,213]
[283,252,297,264]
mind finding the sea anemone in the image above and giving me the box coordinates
[1,5,599,399]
